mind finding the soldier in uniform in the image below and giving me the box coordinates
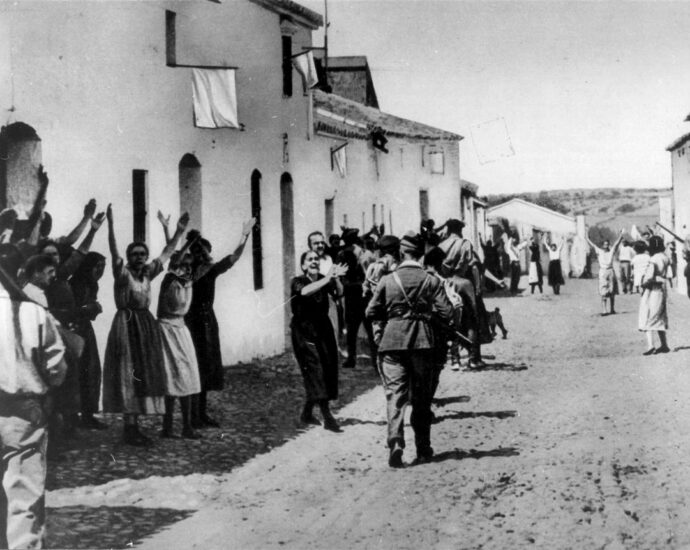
[0,263,66,549]
[366,231,454,468]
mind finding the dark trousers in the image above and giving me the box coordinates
[379,350,435,453]
[509,261,521,293]
[344,292,377,366]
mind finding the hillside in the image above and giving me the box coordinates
[484,187,671,232]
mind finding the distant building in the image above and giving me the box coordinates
[319,55,379,108]
[667,129,690,293]
[488,198,577,275]
[460,180,487,249]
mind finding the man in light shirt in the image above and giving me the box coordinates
[618,240,635,294]
[21,255,57,309]
[0,263,66,549]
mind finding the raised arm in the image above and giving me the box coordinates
[106,204,122,267]
[611,230,624,255]
[157,210,172,245]
[76,212,106,255]
[23,166,50,246]
[60,199,97,246]
[214,218,257,273]
[584,233,600,254]
[301,263,348,297]
[156,212,190,266]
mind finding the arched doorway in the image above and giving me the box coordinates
[280,172,295,338]
[0,122,45,240]
[179,153,202,231]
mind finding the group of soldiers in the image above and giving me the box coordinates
[306,218,500,467]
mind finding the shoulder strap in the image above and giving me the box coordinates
[392,271,413,309]
[392,270,432,310]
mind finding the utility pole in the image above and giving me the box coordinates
[323,0,329,87]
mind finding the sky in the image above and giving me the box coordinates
[302,0,690,195]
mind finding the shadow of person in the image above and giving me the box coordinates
[673,346,690,352]
[432,395,471,406]
[427,446,519,464]
[338,417,388,427]
[465,362,528,372]
[435,410,517,422]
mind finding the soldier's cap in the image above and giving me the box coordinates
[446,218,465,232]
[377,235,400,255]
[341,227,360,245]
[400,231,424,254]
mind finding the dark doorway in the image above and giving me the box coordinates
[280,172,295,339]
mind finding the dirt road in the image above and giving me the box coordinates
[52,278,690,549]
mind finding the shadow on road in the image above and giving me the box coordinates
[432,395,471,406]
[436,410,517,421]
[673,346,690,352]
[465,362,528,372]
[427,446,520,464]
[339,417,388,427]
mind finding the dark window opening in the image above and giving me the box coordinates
[282,35,293,97]
[250,169,264,290]
[325,198,334,237]
[132,170,148,243]
[179,153,202,232]
[419,189,429,222]
[165,11,176,67]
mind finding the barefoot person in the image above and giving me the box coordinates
[291,250,347,432]
[586,229,624,315]
[102,205,189,446]
[639,235,671,355]
[185,218,256,428]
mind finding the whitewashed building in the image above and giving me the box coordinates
[488,197,576,275]
[667,130,690,293]
[0,0,465,364]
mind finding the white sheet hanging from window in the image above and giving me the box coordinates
[333,146,347,178]
[192,68,239,129]
[292,51,319,89]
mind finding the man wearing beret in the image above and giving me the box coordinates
[366,231,454,467]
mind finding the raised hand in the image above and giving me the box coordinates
[91,212,106,231]
[242,217,257,236]
[331,263,349,278]
[84,199,97,219]
[37,165,49,189]
[157,210,170,227]
[177,212,190,231]
[106,203,113,223]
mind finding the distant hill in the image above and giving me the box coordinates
[483,187,671,233]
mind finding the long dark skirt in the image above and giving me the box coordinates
[548,260,565,287]
[103,309,165,415]
[291,317,338,402]
[74,320,101,416]
[186,304,224,392]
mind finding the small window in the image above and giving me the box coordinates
[132,170,148,243]
[282,36,292,97]
[251,169,264,290]
[430,150,445,174]
[165,11,176,67]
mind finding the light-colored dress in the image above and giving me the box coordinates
[632,253,650,289]
[158,273,201,396]
[102,259,166,415]
[638,253,670,331]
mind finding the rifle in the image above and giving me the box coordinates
[655,222,685,243]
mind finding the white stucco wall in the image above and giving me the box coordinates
[0,0,315,363]
[671,145,690,295]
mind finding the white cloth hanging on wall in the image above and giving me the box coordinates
[192,68,239,129]
[292,51,318,89]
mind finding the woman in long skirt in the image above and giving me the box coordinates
[544,237,565,295]
[70,251,107,429]
[639,235,670,355]
[185,218,256,428]
[158,251,201,439]
[291,250,347,432]
[102,205,189,445]
[528,238,543,294]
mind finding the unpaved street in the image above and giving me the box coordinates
[51,278,690,549]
